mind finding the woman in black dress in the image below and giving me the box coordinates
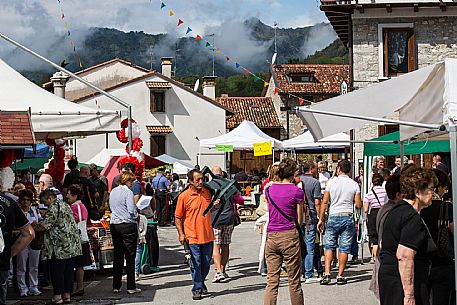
[379,166,437,305]
[420,169,454,305]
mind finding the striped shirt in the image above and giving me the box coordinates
[109,185,138,224]
[363,185,387,210]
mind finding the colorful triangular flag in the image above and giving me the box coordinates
[79,62,83,68]
[61,13,64,19]
[177,19,183,26]
[274,87,280,95]
[299,98,305,106]
[235,62,240,68]
[169,10,174,16]
[64,21,68,28]
[216,49,220,54]
[205,42,211,47]
[160,2,166,9]
[226,56,230,61]
[195,35,202,41]
[264,81,269,87]
[67,30,70,36]
[186,27,192,34]
[254,76,261,81]
[244,69,249,75]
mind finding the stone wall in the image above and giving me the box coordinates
[352,15,457,160]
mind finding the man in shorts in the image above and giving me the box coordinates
[317,159,362,285]
[206,166,243,283]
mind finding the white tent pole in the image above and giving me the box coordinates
[400,141,405,168]
[0,32,133,153]
[448,125,457,301]
[298,107,445,131]
[30,111,119,115]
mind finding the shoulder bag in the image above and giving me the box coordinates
[76,203,89,243]
[437,200,454,260]
[266,189,306,258]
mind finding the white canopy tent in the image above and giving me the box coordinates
[155,154,193,174]
[296,58,457,298]
[83,148,128,167]
[282,130,349,150]
[0,58,120,140]
[200,120,283,150]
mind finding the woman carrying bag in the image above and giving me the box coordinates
[263,158,304,305]
[66,184,91,297]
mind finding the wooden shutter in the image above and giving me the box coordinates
[407,28,416,72]
[150,91,156,113]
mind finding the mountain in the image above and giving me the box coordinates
[18,18,345,85]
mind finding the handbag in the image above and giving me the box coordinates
[437,200,454,260]
[76,203,89,243]
[266,190,306,258]
[255,194,268,217]
[29,207,44,251]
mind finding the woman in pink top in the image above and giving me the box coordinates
[363,173,387,262]
[66,184,90,296]
[264,158,304,305]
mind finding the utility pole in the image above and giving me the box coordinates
[206,33,215,76]
[274,22,278,54]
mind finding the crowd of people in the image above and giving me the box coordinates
[0,151,454,305]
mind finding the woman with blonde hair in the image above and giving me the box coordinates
[109,171,140,294]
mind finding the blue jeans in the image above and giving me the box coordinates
[323,215,355,253]
[0,270,8,305]
[302,218,323,279]
[189,242,213,292]
[350,229,358,257]
[135,244,143,274]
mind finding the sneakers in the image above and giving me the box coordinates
[19,291,28,297]
[135,273,140,281]
[304,277,320,284]
[113,289,121,293]
[280,267,288,277]
[192,289,202,300]
[222,272,230,280]
[127,288,142,294]
[260,272,267,277]
[337,276,348,285]
[212,272,225,283]
[320,274,331,285]
[28,290,42,296]
[370,257,376,264]
[150,266,160,273]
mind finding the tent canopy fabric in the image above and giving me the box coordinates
[84,148,167,169]
[24,144,50,158]
[0,59,120,140]
[11,157,49,174]
[297,59,457,142]
[200,120,283,149]
[173,161,194,174]
[155,154,179,164]
[364,131,450,156]
[282,130,349,150]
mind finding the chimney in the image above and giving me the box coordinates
[50,71,70,99]
[161,57,172,78]
[202,76,217,100]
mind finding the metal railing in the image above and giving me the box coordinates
[320,0,358,5]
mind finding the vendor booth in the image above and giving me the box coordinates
[297,58,457,291]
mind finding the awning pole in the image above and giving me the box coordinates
[0,32,133,153]
[400,141,405,168]
[448,125,457,302]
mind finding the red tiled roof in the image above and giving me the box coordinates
[0,111,35,146]
[146,81,171,89]
[272,64,350,95]
[216,97,281,129]
[146,125,173,134]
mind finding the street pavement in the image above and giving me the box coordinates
[9,221,378,305]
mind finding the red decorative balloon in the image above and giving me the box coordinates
[0,150,15,168]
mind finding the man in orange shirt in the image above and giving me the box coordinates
[175,169,219,300]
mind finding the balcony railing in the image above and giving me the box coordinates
[320,0,358,5]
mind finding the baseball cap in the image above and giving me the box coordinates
[38,204,48,210]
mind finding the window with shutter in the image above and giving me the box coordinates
[383,28,415,77]
[150,135,166,157]
[150,91,165,113]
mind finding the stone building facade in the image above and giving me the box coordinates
[264,64,349,140]
[321,1,457,162]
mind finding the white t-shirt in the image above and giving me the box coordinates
[326,175,360,215]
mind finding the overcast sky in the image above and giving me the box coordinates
[0,1,329,69]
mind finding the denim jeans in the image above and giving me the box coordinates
[350,229,358,257]
[135,244,143,274]
[188,242,213,292]
[323,215,355,253]
[302,218,323,279]
[0,270,8,305]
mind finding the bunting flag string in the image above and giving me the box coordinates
[56,0,83,68]
[154,0,315,105]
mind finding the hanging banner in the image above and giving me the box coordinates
[253,142,272,156]
[215,144,233,152]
